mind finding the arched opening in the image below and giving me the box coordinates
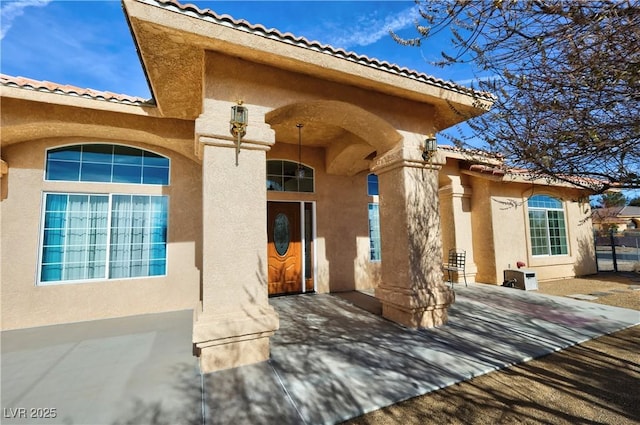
[266,100,402,176]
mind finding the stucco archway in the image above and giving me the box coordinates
[1,101,198,164]
[266,100,402,176]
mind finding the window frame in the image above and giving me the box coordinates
[366,174,381,262]
[38,143,171,286]
[266,159,315,193]
[527,195,569,257]
[367,173,379,196]
[368,202,382,262]
[44,143,171,186]
[37,191,169,285]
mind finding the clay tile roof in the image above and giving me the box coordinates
[0,74,151,106]
[439,144,504,160]
[150,0,495,101]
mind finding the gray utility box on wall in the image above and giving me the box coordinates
[504,269,538,291]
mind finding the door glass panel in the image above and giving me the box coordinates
[274,213,290,256]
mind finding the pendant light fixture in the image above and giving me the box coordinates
[297,123,305,178]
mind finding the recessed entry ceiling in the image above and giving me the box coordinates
[265,100,401,154]
[270,121,355,147]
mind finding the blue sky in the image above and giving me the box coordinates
[0,0,478,99]
[2,1,638,201]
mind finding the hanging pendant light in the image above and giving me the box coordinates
[297,123,305,178]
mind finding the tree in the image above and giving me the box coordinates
[597,191,627,208]
[393,0,639,194]
[629,197,640,206]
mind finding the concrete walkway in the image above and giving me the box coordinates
[2,284,638,425]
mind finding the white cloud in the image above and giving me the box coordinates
[1,0,52,40]
[322,4,420,48]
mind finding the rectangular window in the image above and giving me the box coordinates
[528,206,568,256]
[529,210,550,256]
[547,210,568,255]
[39,193,168,284]
[367,174,379,196]
[368,203,381,261]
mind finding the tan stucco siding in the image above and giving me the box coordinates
[438,162,455,258]
[489,184,531,283]
[203,52,437,137]
[0,139,202,330]
[469,178,497,283]
[525,192,596,280]
[1,97,197,162]
[487,183,596,283]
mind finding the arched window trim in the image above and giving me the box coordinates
[527,194,564,210]
[266,159,315,193]
[44,143,171,186]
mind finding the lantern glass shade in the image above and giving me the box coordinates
[425,136,437,153]
[230,104,248,138]
[231,105,248,125]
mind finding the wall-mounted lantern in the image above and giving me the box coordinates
[422,135,437,161]
[230,101,248,165]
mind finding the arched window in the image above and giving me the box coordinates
[46,144,169,185]
[39,144,169,284]
[266,160,314,192]
[527,195,568,256]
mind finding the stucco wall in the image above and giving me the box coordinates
[487,181,596,283]
[438,165,597,285]
[489,183,533,282]
[467,178,497,283]
[203,52,436,138]
[1,138,202,330]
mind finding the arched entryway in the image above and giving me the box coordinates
[264,100,402,295]
[266,100,402,176]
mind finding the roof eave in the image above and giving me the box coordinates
[0,82,158,116]
[123,0,493,123]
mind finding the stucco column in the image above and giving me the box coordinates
[440,177,477,283]
[372,139,455,328]
[192,101,279,373]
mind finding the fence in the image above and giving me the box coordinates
[594,231,640,272]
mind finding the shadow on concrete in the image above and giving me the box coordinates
[2,286,638,425]
[343,326,640,425]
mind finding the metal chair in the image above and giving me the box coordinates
[443,249,467,288]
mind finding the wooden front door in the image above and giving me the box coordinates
[267,202,302,295]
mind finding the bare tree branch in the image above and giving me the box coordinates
[394,0,640,194]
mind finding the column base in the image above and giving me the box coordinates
[193,304,279,373]
[195,334,273,373]
[375,285,455,328]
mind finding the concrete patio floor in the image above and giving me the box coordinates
[2,283,638,425]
